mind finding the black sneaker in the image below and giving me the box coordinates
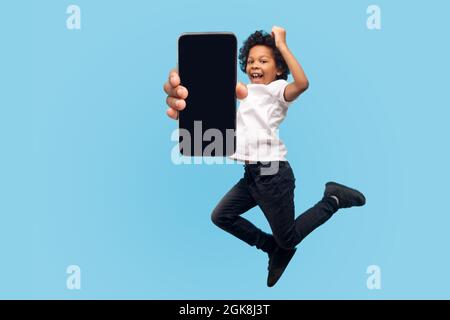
[267,247,297,287]
[324,182,366,208]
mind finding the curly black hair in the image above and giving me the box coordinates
[238,30,290,81]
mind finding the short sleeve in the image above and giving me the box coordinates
[268,79,291,108]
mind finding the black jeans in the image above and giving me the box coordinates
[211,161,338,253]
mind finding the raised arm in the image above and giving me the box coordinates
[271,26,309,102]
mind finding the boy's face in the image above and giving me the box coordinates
[246,45,281,85]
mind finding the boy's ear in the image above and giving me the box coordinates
[276,67,282,76]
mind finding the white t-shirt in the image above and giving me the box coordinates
[229,79,292,162]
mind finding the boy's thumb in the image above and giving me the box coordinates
[236,82,248,100]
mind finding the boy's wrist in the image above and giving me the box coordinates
[277,43,289,52]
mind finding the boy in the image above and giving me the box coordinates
[163,26,366,287]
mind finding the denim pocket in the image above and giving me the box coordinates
[255,164,295,202]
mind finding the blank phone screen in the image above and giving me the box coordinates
[178,33,237,157]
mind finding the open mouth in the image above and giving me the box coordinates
[251,73,263,80]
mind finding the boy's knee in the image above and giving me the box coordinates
[211,206,237,228]
[211,208,226,227]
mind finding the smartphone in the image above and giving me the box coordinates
[178,32,237,157]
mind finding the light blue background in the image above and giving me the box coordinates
[1,0,449,299]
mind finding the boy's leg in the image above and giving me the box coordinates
[211,174,277,254]
[260,188,338,287]
[291,196,339,244]
[252,161,365,286]
[250,161,339,286]
[292,181,366,241]
[253,162,339,249]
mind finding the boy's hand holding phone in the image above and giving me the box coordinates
[163,69,188,120]
[164,69,248,120]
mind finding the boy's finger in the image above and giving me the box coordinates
[236,82,248,100]
[166,107,179,120]
[163,82,188,99]
[166,96,186,110]
[169,68,180,88]
[163,81,173,95]
[174,86,188,99]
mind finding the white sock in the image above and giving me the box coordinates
[330,195,339,206]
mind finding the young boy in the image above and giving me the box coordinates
[164,26,366,287]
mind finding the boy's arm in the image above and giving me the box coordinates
[272,26,309,103]
[279,45,309,102]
